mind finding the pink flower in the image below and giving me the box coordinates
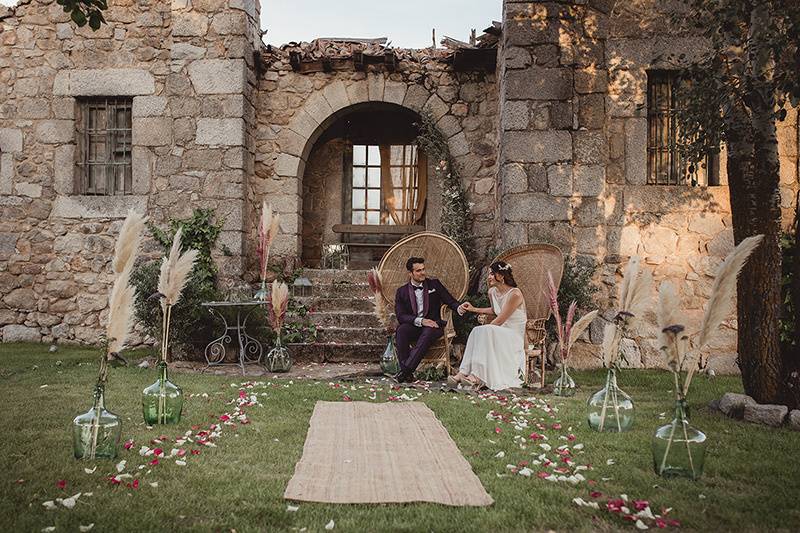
[551,423,562,430]
[494,427,502,434]
[219,414,231,422]
[153,448,164,457]
[590,491,603,499]
[567,434,576,441]
[191,449,201,455]
[537,472,550,479]
[239,390,247,399]
[131,479,140,490]
[123,439,134,450]
[606,499,625,513]
[668,519,681,527]
[655,518,667,529]
[518,460,529,467]
[149,458,159,466]
[108,476,121,485]
[633,500,650,511]
[177,449,187,457]
[56,480,66,490]
[529,432,543,440]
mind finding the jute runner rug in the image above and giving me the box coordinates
[284,401,494,506]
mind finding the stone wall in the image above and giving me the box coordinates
[0,0,261,344]
[253,61,500,272]
[497,0,799,371]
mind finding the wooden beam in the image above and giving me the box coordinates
[332,224,425,235]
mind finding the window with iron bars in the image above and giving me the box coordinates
[76,97,133,195]
[646,70,719,186]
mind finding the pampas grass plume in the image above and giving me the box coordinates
[157,227,199,311]
[568,309,598,350]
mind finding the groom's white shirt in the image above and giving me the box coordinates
[411,280,425,327]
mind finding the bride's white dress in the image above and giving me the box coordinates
[459,287,527,391]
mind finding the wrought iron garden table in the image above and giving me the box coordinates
[200,300,265,374]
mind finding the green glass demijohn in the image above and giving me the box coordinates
[587,368,635,432]
[142,361,184,425]
[552,363,576,397]
[380,336,400,376]
[265,336,292,373]
[72,384,122,460]
[652,399,707,480]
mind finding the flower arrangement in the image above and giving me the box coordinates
[268,279,290,335]
[547,271,598,395]
[75,210,145,459]
[256,201,280,300]
[654,234,763,478]
[156,227,199,364]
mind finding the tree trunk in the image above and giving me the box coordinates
[728,2,785,404]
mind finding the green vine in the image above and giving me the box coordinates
[415,109,475,264]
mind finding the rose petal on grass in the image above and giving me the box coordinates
[287,505,299,512]
[635,519,649,530]
[325,519,335,530]
[42,501,57,510]
[61,493,81,509]
[56,480,66,490]
[84,467,97,474]
[79,525,95,532]
[175,460,187,466]
[115,460,126,473]
[41,527,55,532]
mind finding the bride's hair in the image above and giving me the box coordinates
[489,261,517,287]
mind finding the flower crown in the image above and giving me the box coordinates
[497,263,512,271]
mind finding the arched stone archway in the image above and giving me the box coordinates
[269,74,473,261]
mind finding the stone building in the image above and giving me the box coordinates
[0,0,797,370]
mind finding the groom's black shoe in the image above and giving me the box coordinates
[393,370,414,383]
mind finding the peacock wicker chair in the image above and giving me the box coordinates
[482,243,564,387]
[378,231,469,375]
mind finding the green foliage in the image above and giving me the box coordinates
[780,230,797,346]
[283,298,318,344]
[56,0,107,30]
[131,209,224,358]
[415,110,475,264]
[546,257,600,339]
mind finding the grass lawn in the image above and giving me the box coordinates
[1,343,799,532]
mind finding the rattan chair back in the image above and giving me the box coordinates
[494,243,564,321]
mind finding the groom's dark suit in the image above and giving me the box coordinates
[394,278,461,375]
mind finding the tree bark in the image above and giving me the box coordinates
[728,2,785,404]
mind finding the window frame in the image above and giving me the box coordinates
[76,97,133,196]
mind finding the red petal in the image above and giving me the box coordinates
[191,449,201,455]
[132,479,140,489]
[149,458,159,466]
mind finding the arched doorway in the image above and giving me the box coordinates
[300,102,432,268]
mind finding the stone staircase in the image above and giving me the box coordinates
[287,269,388,363]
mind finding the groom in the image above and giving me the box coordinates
[393,257,465,383]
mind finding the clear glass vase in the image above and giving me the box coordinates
[587,369,634,432]
[552,363,576,396]
[265,336,292,373]
[73,384,122,460]
[254,279,268,301]
[142,361,184,425]
[652,399,707,480]
[380,336,400,376]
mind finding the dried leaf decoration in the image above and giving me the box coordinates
[269,280,290,332]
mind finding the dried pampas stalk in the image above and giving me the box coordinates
[106,267,136,356]
[367,268,390,329]
[658,281,683,372]
[601,322,620,367]
[568,309,598,350]
[684,234,764,394]
[697,234,763,349]
[269,280,290,332]
[619,256,641,310]
[156,227,199,363]
[257,201,281,282]
[111,209,146,276]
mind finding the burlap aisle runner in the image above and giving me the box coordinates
[284,401,494,506]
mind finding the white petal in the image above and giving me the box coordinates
[149,482,159,488]
[325,519,335,530]
[42,501,57,510]
[41,527,56,532]
[635,519,649,530]
[175,460,187,466]
[286,505,299,512]
[518,467,533,477]
[606,459,615,465]
[79,524,95,532]
[494,451,505,458]
[84,467,97,474]
[116,460,126,473]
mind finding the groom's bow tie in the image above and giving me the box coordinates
[413,285,424,291]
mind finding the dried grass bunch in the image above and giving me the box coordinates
[658,235,763,398]
[367,268,392,330]
[156,227,199,363]
[601,256,653,368]
[547,271,598,365]
[269,280,290,333]
[257,201,280,283]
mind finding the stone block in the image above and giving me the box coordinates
[4,288,37,310]
[574,198,605,226]
[501,222,527,248]
[575,226,605,255]
[15,183,41,198]
[573,130,608,165]
[547,163,572,196]
[132,118,172,146]
[35,120,74,144]
[195,118,244,146]
[578,94,605,129]
[132,96,167,117]
[367,73,385,101]
[502,100,529,130]
[322,80,350,112]
[0,153,13,194]
[505,67,571,100]
[170,43,207,60]
[706,227,734,257]
[642,226,678,256]
[18,99,50,119]
[402,84,430,112]
[53,69,155,96]
[526,164,548,192]
[504,46,532,69]
[574,165,605,196]
[788,410,800,431]
[345,81,368,105]
[504,193,570,223]
[504,131,572,163]
[424,94,449,121]
[303,91,334,125]
[0,128,23,152]
[575,68,608,94]
[625,118,647,184]
[131,147,152,194]
[448,132,470,158]
[743,403,789,427]
[383,80,407,105]
[436,114,462,139]
[2,324,41,343]
[502,163,528,194]
[229,0,258,19]
[274,153,301,177]
[188,59,246,95]
[51,196,148,219]
[172,13,208,36]
[688,214,726,236]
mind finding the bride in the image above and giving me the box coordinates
[450,261,527,391]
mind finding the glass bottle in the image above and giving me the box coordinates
[142,361,184,425]
[652,399,707,480]
[587,368,635,432]
[265,336,292,373]
[380,336,400,376]
[73,384,122,460]
[552,362,576,396]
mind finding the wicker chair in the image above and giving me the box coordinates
[378,231,469,375]
[482,243,564,387]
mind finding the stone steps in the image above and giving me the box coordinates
[295,296,374,313]
[287,342,387,363]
